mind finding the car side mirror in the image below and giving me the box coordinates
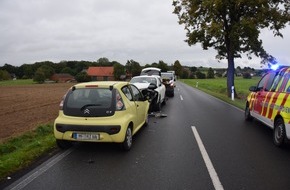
[249,86,257,92]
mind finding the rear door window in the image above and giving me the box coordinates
[63,88,115,117]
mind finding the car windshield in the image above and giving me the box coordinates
[130,77,157,85]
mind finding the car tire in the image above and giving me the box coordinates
[154,101,161,111]
[152,95,161,111]
[162,97,166,105]
[144,113,149,127]
[245,103,253,121]
[273,118,287,147]
[122,126,132,151]
[56,139,72,149]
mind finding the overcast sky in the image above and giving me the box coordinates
[0,0,289,69]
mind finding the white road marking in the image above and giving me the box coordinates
[191,126,224,190]
[6,148,74,190]
[180,95,183,100]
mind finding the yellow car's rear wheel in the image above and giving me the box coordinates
[122,126,132,151]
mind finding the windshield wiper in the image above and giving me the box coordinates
[80,104,102,110]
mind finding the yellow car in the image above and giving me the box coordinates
[54,81,150,151]
[245,66,290,147]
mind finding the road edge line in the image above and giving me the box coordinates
[6,148,74,190]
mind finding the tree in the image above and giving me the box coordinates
[207,67,215,79]
[196,70,206,79]
[173,0,290,97]
[75,72,91,82]
[113,62,125,80]
[37,65,55,79]
[97,57,112,66]
[181,69,190,79]
[20,64,34,79]
[126,60,142,77]
[33,69,46,83]
[173,60,182,77]
[61,67,75,76]
[0,70,11,80]
[158,60,169,72]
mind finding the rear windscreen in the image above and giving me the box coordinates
[140,70,161,76]
[63,88,115,117]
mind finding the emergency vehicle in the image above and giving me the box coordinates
[245,66,290,147]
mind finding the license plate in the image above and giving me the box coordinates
[73,133,100,140]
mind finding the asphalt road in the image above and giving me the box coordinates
[4,81,290,190]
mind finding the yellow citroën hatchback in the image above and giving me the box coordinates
[54,81,150,151]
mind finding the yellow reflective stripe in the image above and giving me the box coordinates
[261,92,272,116]
[269,93,286,120]
[261,92,276,118]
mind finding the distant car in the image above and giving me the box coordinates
[130,75,166,111]
[161,72,175,97]
[140,67,161,76]
[54,81,150,151]
[245,66,290,147]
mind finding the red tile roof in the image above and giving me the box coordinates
[87,67,114,76]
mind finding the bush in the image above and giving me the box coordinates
[243,72,252,79]
[196,71,206,79]
[0,70,11,80]
[75,72,91,82]
[33,69,46,83]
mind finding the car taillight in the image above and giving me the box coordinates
[59,94,67,110]
[116,91,125,111]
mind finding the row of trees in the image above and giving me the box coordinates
[0,58,184,82]
[0,56,262,82]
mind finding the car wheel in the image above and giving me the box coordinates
[245,103,253,121]
[56,139,72,149]
[162,97,166,105]
[273,118,286,147]
[144,113,149,127]
[154,101,161,111]
[122,126,132,151]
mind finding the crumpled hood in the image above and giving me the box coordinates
[131,82,150,90]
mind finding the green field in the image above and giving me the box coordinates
[180,76,260,109]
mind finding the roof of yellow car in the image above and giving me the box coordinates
[73,81,129,89]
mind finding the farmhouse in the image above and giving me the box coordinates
[50,73,75,83]
[87,66,114,81]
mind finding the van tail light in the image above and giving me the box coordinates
[116,91,125,111]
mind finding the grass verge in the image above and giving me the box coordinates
[0,124,56,181]
[180,77,260,110]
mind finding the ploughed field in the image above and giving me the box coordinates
[0,83,73,142]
